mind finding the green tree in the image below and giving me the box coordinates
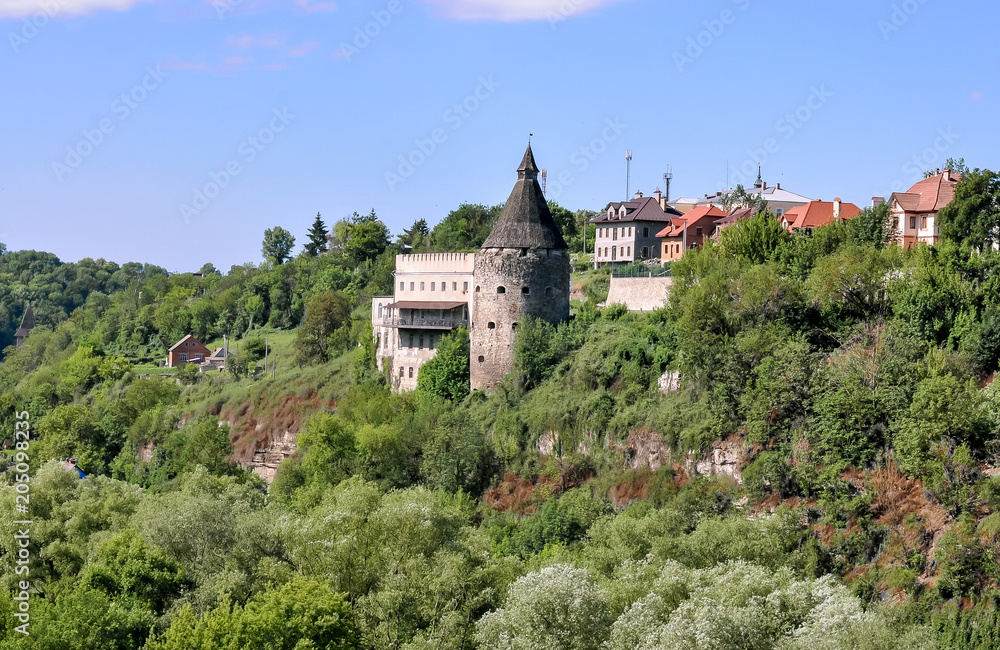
[343,211,390,266]
[416,328,470,401]
[719,210,790,264]
[78,529,185,613]
[938,168,1000,250]
[429,203,503,251]
[720,184,770,214]
[397,218,430,251]
[304,212,328,257]
[295,293,351,365]
[262,226,296,264]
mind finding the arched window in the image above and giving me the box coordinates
[521,286,530,295]
[408,367,414,378]
[475,286,481,293]
[488,322,496,330]
[378,304,383,318]
[512,322,518,330]
[478,356,485,363]
[545,287,553,297]
[497,286,506,294]
[399,366,404,377]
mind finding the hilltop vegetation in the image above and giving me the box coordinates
[4,175,1000,647]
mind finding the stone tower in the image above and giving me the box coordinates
[470,144,570,392]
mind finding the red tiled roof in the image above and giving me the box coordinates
[168,334,203,352]
[783,200,863,231]
[654,204,728,238]
[890,172,962,214]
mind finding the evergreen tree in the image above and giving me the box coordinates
[304,212,328,257]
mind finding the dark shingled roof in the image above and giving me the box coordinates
[481,145,568,250]
[15,305,34,339]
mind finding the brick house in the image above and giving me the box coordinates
[591,190,682,265]
[780,198,863,233]
[657,204,728,262]
[166,334,212,367]
[888,169,961,248]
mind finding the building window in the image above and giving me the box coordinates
[420,282,425,291]
[399,366,404,377]
[613,229,618,241]
[419,334,425,348]
[497,286,506,294]
[643,227,649,237]
[921,216,927,229]
[420,310,426,319]
[475,285,481,292]
[488,322,496,329]
[910,216,917,229]
[431,282,435,291]
[642,246,649,258]
[378,304,383,318]
[452,282,457,291]
[696,227,703,236]
[408,367,414,379]
[545,287,553,296]
[612,246,617,261]
[399,282,404,291]
[776,208,784,217]
[464,282,469,291]
[521,286,530,295]
[179,353,187,362]
[478,356,485,363]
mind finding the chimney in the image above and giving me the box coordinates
[833,197,842,222]
[761,181,767,190]
[776,182,781,190]
[943,168,952,182]
[872,196,885,208]
[635,190,643,199]
[653,188,661,201]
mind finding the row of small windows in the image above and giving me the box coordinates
[484,322,518,330]
[400,281,470,292]
[377,331,444,351]
[597,226,651,240]
[475,285,554,296]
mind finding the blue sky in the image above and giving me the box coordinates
[1,0,996,271]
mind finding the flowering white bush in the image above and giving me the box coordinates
[475,564,612,650]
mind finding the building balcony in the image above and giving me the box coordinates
[383,316,468,330]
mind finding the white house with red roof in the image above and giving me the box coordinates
[889,169,961,248]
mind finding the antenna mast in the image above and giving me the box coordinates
[625,150,633,200]
[663,165,673,203]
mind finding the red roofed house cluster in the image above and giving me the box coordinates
[589,168,962,264]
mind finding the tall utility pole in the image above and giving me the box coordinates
[625,150,633,200]
[663,166,673,203]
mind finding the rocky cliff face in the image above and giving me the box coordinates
[250,429,298,482]
[623,429,745,486]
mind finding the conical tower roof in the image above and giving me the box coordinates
[15,304,34,338]
[481,145,567,250]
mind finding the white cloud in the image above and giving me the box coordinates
[0,0,146,19]
[416,0,631,21]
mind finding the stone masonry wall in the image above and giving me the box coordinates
[605,275,673,312]
[470,247,570,391]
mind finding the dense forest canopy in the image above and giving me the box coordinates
[3,171,1000,648]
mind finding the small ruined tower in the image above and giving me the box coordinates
[470,144,570,391]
